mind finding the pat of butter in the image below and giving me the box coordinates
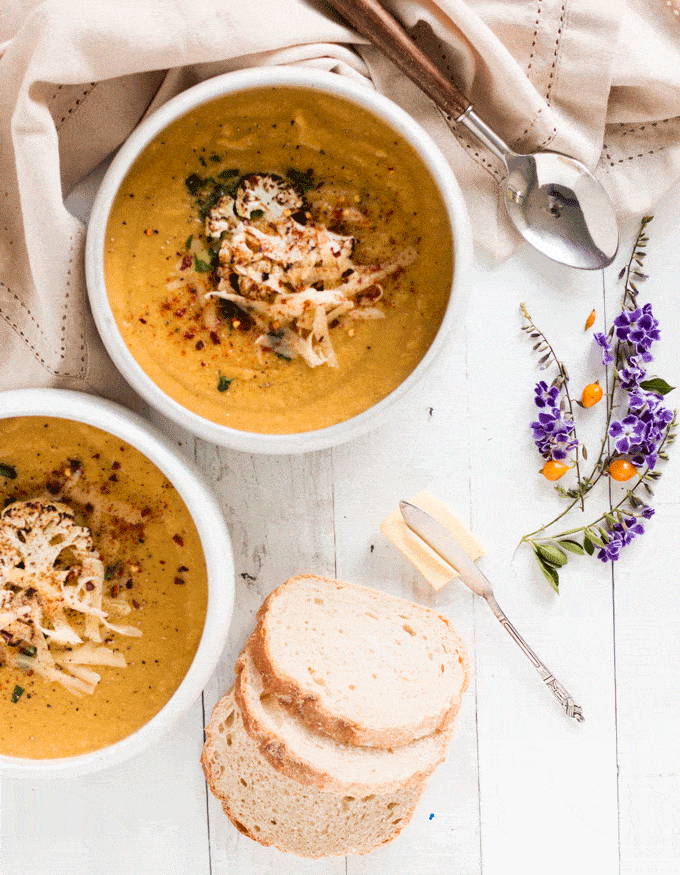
[380,490,485,591]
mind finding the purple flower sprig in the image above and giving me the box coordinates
[521,216,677,592]
[521,303,584,506]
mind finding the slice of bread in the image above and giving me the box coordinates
[235,643,455,794]
[202,690,426,858]
[250,575,469,748]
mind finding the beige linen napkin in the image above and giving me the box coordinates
[1,0,679,398]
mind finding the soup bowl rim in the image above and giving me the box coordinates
[85,65,473,453]
[0,387,234,779]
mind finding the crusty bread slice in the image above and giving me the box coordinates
[202,690,425,858]
[235,643,455,794]
[250,575,470,748]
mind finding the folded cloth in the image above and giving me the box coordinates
[1,0,679,397]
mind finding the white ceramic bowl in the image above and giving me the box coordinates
[0,388,234,779]
[86,67,472,453]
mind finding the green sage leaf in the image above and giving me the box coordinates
[536,543,568,567]
[558,539,585,555]
[583,535,595,556]
[639,378,675,396]
[534,552,560,593]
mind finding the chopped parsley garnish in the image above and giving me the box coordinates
[185,234,193,250]
[209,153,221,162]
[193,254,212,273]
[104,563,119,581]
[217,376,232,393]
[0,463,17,480]
[20,645,37,658]
[11,684,24,703]
[218,168,239,180]
[275,352,292,362]
[250,209,264,220]
[184,173,206,196]
[286,167,316,193]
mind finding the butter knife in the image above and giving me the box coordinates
[399,501,584,722]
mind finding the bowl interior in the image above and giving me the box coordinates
[86,67,472,453]
[0,388,234,779]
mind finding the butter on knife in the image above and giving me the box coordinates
[380,490,485,590]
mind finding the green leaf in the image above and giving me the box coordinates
[639,378,675,396]
[184,234,193,250]
[217,376,232,393]
[583,535,595,556]
[0,463,17,479]
[193,254,211,273]
[534,552,560,592]
[558,539,585,555]
[535,543,568,567]
[586,529,605,547]
[11,684,24,703]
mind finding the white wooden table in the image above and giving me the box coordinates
[2,168,679,875]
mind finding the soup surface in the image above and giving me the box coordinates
[104,86,453,433]
[0,417,207,759]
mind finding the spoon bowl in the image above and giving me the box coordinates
[328,0,619,269]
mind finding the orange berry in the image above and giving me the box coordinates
[541,460,569,481]
[609,459,637,482]
[584,309,596,330]
[581,382,603,408]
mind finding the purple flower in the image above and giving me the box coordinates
[534,380,560,409]
[617,355,646,391]
[597,516,646,562]
[609,415,646,454]
[613,303,660,359]
[593,332,614,365]
[609,390,673,469]
[640,505,656,520]
[531,407,577,461]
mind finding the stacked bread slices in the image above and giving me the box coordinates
[202,575,469,858]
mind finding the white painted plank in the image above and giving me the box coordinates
[194,443,345,874]
[611,185,680,875]
[464,247,619,875]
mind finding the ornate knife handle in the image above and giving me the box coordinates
[484,592,584,722]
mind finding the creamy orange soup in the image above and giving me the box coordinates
[0,417,207,759]
[104,87,453,433]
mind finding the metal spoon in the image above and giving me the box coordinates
[327,0,619,269]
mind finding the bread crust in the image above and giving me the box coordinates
[235,642,455,795]
[250,574,470,748]
[201,689,425,858]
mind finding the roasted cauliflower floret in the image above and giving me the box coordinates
[234,173,303,221]
[0,499,139,696]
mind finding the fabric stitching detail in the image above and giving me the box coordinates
[53,82,98,133]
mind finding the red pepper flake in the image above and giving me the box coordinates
[132,599,141,609]
[109,473,118,482]
[45,480,61,495]
[209,330,221,345]
[174,308,186,318]
[139,317,147,324]
[112,461,121,470]
[174,577,185,586]
[85,582,95,591]
[85,502,94,514]
[183,331,195,340]
[178,565,189,573]
[180,254,192,270]
[172,534,184,547]
[110,584,120,598]
[195,340,204,350]
[126,579,133,589]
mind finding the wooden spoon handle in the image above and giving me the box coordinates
[327,0,471,119]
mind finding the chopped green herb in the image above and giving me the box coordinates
[11,684,24,703]
[20,645,37,658]
[185,234,193,250]
[185,173,206,196]
[194,254,212,273]
[275,352,292,362]
[286,167,316,193]
[104,563,119,581]
[250,209,264,220]
[198,155,207,167]
[209,153,221,162]
[0,463,17,480]
[218,168,239,180]
[217,376,232,393]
